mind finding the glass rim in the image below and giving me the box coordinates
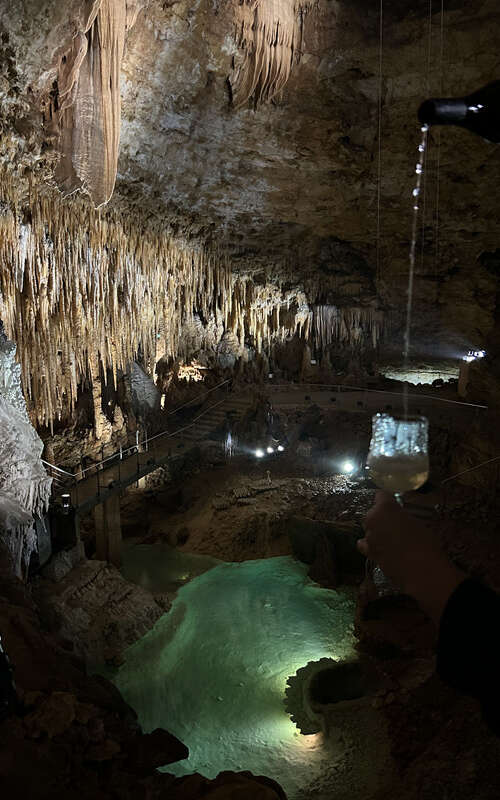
[372,412,428,424]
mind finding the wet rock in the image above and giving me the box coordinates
[165,770,287,799]
[127,727,189,771]
[34,560,166,668]
[285,515,365,586]
[42,540,85,583]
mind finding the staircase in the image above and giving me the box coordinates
[177,395,252,445]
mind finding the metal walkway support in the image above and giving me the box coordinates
[94,494,122,567]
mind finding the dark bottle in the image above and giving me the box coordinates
[418,81,500,143]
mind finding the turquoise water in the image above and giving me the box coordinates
[121,541,220,593]
[110,555,357,799]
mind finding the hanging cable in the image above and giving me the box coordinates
[375,0,383,283]
[434,0,445,272]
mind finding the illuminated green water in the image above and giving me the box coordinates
[110,555,357,799]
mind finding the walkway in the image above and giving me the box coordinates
[45,380,486,512]
[42,379,487,566]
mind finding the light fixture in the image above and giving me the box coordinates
[342,461,355,475]
[255,449,265,458]
[61,493,71,510]
[266,446,274,454]
[277,445,285,452]
[463,349,486,363]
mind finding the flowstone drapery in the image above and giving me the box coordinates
[51,0,143,207]
[228,0,311,108]
[0,335,52,578]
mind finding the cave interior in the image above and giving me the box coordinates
[1,1,500,798]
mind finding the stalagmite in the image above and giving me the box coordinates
[228,0,310,108]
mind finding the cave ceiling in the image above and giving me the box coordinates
[1,0,500,354]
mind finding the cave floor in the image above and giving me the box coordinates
[116,454,374,562]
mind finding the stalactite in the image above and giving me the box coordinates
[0,176,383,429]
[228,0,310,108]
[313,305,383,351]
[53,0,143,207]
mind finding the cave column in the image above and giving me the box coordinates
[89,353,112,441]
[458,360,471,398]
[94,495,122,567]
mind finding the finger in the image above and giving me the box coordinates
[357,538,369,556]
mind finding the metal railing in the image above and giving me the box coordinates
[51,378,231,474]
[266,382,488,409]
[43,390,232,496]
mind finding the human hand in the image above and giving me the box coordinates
[358,491,465,624]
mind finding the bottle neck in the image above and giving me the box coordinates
[418,98,468,126]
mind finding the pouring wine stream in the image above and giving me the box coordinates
[403,123,429,418]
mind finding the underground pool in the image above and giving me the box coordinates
[107,551,389,799]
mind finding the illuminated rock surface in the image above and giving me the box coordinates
[108,554,393,799]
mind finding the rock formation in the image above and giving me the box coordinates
[0,333,52,577]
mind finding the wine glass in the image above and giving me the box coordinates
[365,413,429,594]
[366,413,429,504]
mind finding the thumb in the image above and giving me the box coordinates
[373,490,398,508]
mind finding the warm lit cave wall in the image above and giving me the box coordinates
[0,178,382,431]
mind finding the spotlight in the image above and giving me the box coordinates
[463,349,486,362]
[266,446,274,454]
[342,461,355,475]
[277,445,285,452]
[255,449,265,458]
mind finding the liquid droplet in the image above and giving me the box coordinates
[412,188,420,197]
[415,164,423,174]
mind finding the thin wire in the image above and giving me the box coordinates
[442,454,500,484]
[434,0,445,272]
[375,0,383,283]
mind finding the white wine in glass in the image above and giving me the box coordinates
[366,413,429,502]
